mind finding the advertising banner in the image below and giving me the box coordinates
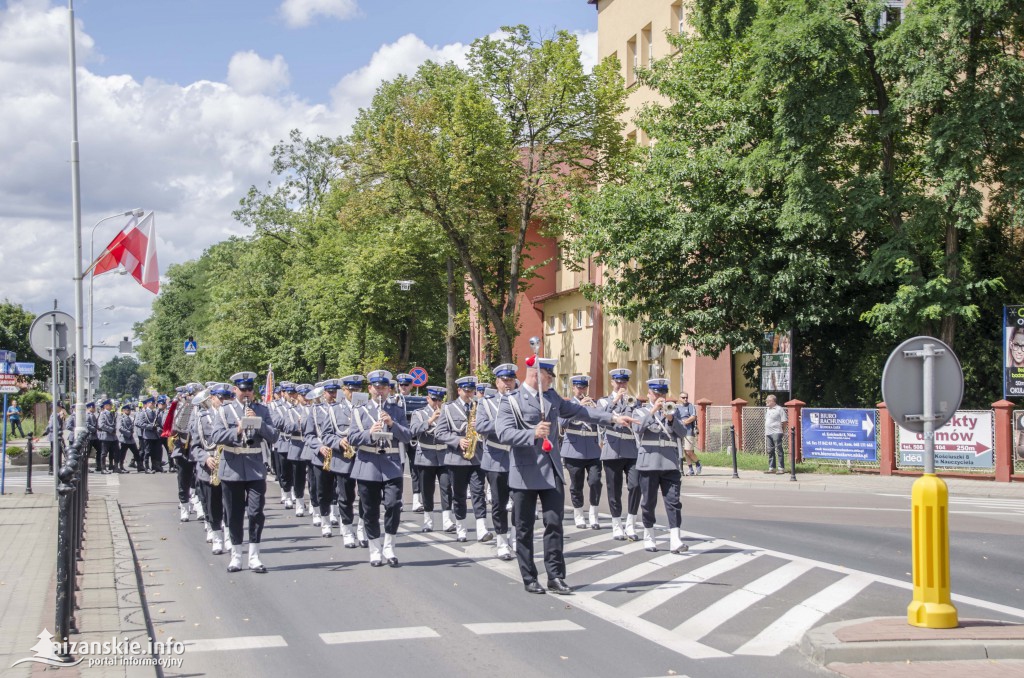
[801,408,878,461]
[1005,305,1024,398]
[897,410,994,469]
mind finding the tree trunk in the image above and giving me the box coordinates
[446,257,458,395]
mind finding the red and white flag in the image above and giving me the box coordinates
[91,212,160,294]
[264,364,275,403]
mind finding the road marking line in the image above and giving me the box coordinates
[672,560,815,639]
[184,636,288,652]
[403,532,728,659]
[617,551,760,617]
[578,540,730,594]
[753,505,907,511]
[320,626,440,644]
[463,620,584,635]
[733,574,873,656]
[564,530,624,553]
[569,539,653,574]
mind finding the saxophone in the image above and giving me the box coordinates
[210,445,224,486]
[463,399,479,460]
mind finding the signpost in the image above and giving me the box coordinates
[882,336,963,630]
[184,338,198,356]
[0,350,14,495]
[801,408,878,461]
[30,309,73,499]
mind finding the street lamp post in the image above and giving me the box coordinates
[87,209,142,398]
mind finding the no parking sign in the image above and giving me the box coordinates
[409,366,428,387]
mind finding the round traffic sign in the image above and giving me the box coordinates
[409,366,429,387]
[882,336,963,433]
[29,311,74,362]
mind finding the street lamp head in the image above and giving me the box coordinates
[396,280,414,291]
[126,208,144,217]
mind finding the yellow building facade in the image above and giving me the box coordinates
[539,0,735,405]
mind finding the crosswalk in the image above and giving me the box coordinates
[398,513,1024,660]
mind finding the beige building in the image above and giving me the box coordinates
[535,0,735,404]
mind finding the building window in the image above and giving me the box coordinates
[647,343,664,361]
[574,309,584,330]
[673,2,685,34]
[642,26,653,67]
[547,315,556,335]
[559,312,567,332]
[879,1,903,29]
[586,306,595,327]
[626,36,637,85]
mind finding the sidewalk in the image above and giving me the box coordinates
[0,471,157,677]
[691,465,1023,498]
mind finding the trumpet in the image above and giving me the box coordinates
[625,395,637,408]
[581,396,597,407]
[663,401,677,416]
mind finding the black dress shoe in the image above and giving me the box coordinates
[625,533,639,542]
[613,534,626,541]
[478,532,494,543]
[547,578,573,595]
[499,552,516,561]
[359,540,369,548]
[250,564,267,574]
[227,564,241,573]
[523,581,545,594]
[370,560,384,568]
[445,525,457,533]
[421,526,432,533]
[457,536,467,543]
[387,557,399,568]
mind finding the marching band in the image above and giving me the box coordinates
[104,358,703,594]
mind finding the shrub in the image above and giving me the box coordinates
[5,446,24,458]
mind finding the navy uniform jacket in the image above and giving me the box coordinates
[268,400,286,455]
[282,403,306,461]
[208,401,279,482]
[135,408,162,441]
[116,413,135,445]
[495,386,615,491]
[409,406,446,467]
[600,395,640,460]
[327,398,357,476]
[474,395,510,473]
[348,399,412,483]
[435,399,481,467]
[97,409,117,442]
[305,403,329,468]
[559,397,602,461]
[191,408,218,484]
[634,406,688,472]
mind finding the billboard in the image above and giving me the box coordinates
[1005,305,1024,398]
[801,408,878,461]
[761,330,791,392]
[897,410,994,469]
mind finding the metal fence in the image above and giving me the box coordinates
[1012,411,1024,476]
[702,405,784,456]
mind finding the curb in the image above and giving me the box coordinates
[801,617,1024,666]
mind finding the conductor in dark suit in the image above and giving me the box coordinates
[495,357,638,595]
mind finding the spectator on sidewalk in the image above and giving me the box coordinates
[764,395,788,474]
[677,393,701,476]
[7,398,25,438]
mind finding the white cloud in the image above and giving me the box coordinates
[227,51,291,95]
[279,0,359,29]
[575,30,598,73]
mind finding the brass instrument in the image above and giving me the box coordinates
[625,395,637,408]
[664,401,677,416]
[581,396,597,407]
[210,445,224,486]
[463,399,479,460]
[341,438,356,460]
[323,446,333,472]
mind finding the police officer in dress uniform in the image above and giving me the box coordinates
[347,370,412,567]
[635,378,689,555]
[308,381,342,538]
[394,374,424,512]
[275,382,297,508]
[116,404,139,472]
[266,383,289,503]
[191,387,230,555]
[303,385,329,531]
[96,399,117,474]
[599,368,642,541]
[330,374,368,548]
[473,364,518,561]
[208,372,279,573]
[561,375,605,530]
[408,385,450,533]
[495,357,638,594]
[135,397,163,473]
[435,376,492,543]
[285,384,313,516]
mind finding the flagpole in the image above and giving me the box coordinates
[69,0,87,439]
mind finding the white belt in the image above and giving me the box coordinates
[605,430,635,440]
[641,439,678,448]
[565,429,598,437]
[358,446,400,455]
[222,445,263,455]
[418,443,446,451]
[288,434,303,441]
[486,442,510,452]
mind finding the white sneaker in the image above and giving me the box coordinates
[589,506,600,529]
[625,514,639,541]
[495,534,513,561]
[227,545,243,572]
[411,493,424,512]
[179,503,190,523]
[248,543,267,573]
[284,497,294,509]
[455,521,468,542]
[342,524,357,548]
[369,537,383,566]
[422,514,434,532]
[295,501,306,517]
[670,527,688,554]
[644,528,657,553]
[611,516,625,541]
[442,510,455,532]
[321,524,332,538]
[383,533,398,565]
[573,508,586,529]
[476,518,494,543]
[312,508,322,527]
[211,532,224,555]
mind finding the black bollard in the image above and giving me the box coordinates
[730,425,739,479]
[789,425,797,482]
[55,463,76,650]
[25,437,33,494]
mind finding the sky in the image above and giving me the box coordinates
[0,0,597,367]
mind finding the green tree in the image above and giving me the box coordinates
[98,355,148,398]
[0,300,50,384]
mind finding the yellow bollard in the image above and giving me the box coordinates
[907,473,958,628]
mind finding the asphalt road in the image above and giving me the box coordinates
[112,470,1024,678]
